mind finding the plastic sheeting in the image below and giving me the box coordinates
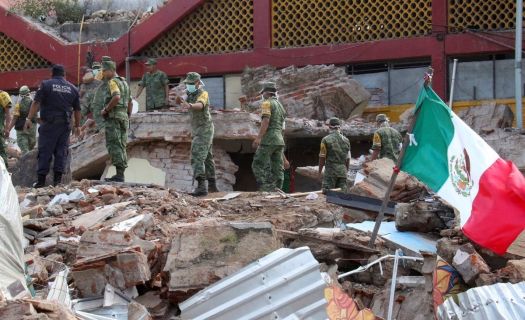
[0,160,27,292]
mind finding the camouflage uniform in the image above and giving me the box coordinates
[79,78,102,124]
[0,91,12,167]
[188,89,216,181]
[91,80,109,130]
[252,96,286,191]
[319,130,350,192]
[372,125,402,162]
[13,95,37,154]
[139,70,169,111]
[103,75,131,173]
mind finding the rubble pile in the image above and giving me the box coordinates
[240,64,371,121]
[4,155,525,319]
[457,104,525,172]
[350,158,428,202]
[16,180,345,318]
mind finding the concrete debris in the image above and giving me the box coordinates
[5,166,524,320]
[452,243,491,285]
[163,219,280,300]
[395,198,456,232]
[350,158,428,202]
[241,64,371,121]
[457,103,514,133]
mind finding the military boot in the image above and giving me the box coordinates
[106,167,125,182]
[207,178,219,193]
[53,172,63,186]
[191,178,208,197]
[33,174,46,188]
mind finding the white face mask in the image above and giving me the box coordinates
[186,84,197,93]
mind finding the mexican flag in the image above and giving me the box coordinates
[402,86,525,255]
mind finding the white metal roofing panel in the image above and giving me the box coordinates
[437,281,525,320]
[180,247,328,320]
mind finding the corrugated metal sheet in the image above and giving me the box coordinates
[179,247,328,320]
[437,281,525,320]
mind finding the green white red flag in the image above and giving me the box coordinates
[402,86,525,255]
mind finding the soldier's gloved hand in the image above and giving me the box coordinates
[101,108,108,119]
[283,158,290,170]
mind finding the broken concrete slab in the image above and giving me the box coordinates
[395,200,454,233]
[72,248,151,297]
[163,218,280,300]
[452,243,491,285]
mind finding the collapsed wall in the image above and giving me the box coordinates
[240,65,371,121]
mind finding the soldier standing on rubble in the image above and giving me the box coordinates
[135,58,170,111]
[368,114,402,162]
[252,82,287,192]
[24,64,81,187]
[0,89,12,167]
[100,60,132,182]
[177,72,218,196]
[318,117,351,193]
[7,86,36,154]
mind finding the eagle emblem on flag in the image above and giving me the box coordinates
[449,149,473,197]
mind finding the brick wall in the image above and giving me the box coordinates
[240,64,371,121]
[128,142,238,192]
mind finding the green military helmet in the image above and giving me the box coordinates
[145,58,157,65]
[183,72,202,84]
[101,56,112,62]
[376,113,389,123]
[326,117,341,127]
[19,85,30,96]
[92,61,102,69]
[102,60,116,71]
[259,82,278,94]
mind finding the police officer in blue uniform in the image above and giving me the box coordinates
[25,65,81,188]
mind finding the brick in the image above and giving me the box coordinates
[452,243,491,285]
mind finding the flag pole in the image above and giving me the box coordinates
[368,67,434,248]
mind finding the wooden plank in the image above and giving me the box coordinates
[264,189,341,200]
[72,202,131,230]
[276,229,378,253]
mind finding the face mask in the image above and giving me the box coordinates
[186,84,197,93]
[92,69,100,77]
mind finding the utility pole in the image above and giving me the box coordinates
[516,0,523,128]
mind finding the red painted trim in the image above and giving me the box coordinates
[128,37,441,79]
[431,0,448,35]
[0,69,50,91]
[445,32,518,56]
[109,0,206,65]
[0,7,67,63]
[253,0,272,49]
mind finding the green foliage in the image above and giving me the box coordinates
[12,0,86,24]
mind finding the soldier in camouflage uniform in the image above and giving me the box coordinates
[87,57,114,131]
[100,60,132,182]
[135,58,169,111]
[369,114,402,162]
[177,72,217,196]
[0,89,12,167]
[7,86,36,154]
[252,82,287,192]
[318,117,351,193]
[79,69,102,125]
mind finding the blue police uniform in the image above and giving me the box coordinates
[34,75,80,177]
